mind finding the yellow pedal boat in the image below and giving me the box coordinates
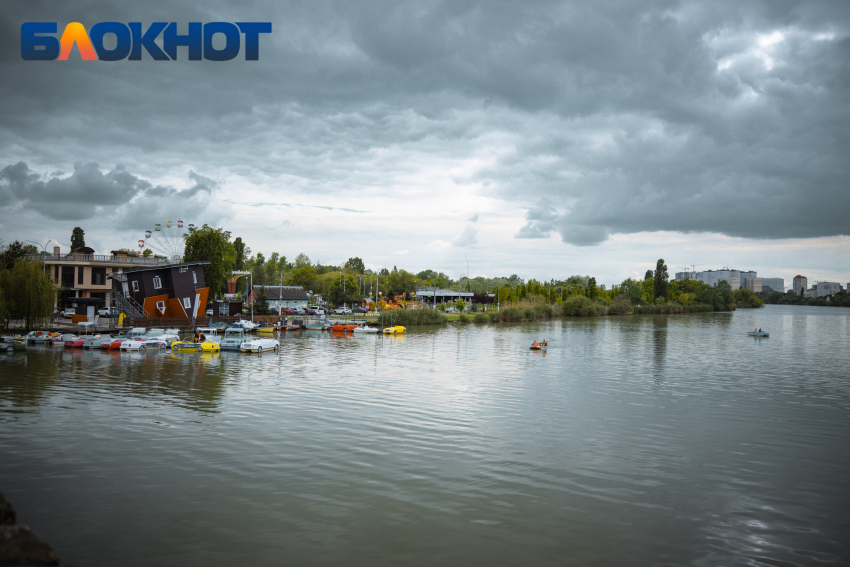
[171,340,221,353]
[383,326,406,334]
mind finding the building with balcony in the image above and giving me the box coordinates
[26,246,172,311]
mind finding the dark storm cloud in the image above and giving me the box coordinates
[1,0,849,245]
[0,161,224,228]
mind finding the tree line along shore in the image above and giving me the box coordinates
[3,225,846,331]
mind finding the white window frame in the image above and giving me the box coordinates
[192,271,197,284]
[153,276,162,290]
[179,266,188,273]
[132,280,139,292]
[183,297,192,309]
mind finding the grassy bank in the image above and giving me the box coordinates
[371,298,731,327]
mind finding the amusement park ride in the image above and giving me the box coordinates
[138,220,194,263]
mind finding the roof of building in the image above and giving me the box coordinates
[110,261,211,275]
[253,285,309,301]
[69,247,96,255]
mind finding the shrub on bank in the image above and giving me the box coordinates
[490,300,555,322]
[474,313,489,323]
[561,296,608,317]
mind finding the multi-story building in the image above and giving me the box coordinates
[674,269,754,290]
[793,275,807,295]
[742,277,763,292]
[27,246,171,311]
[805,282,843,298]
[761,277,785,294]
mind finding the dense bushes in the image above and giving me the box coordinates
[490,300,555,322]
[561,296,607,317]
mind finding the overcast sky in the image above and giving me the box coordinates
[1,0,849,287]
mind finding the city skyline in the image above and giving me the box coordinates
[1,1,849,286]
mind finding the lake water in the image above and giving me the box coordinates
[1,305,849,566]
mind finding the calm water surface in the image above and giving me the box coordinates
[1,305,848,566]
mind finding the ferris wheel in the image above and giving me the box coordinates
[140,219,194,264]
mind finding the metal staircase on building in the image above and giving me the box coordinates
[114,291,147,319]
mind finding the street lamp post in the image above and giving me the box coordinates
[25,239,58,275]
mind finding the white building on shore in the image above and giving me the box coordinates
[805,282,843,298]
[675,269,784,293]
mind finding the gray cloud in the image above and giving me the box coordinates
[0,161,226,230]
[1,0,849,247]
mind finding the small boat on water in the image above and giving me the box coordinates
[329,324,357,333]
[383,326,406,335]
[530,340,547,350]
[240,337,279,353]
[220,327,246,351]
[352,324,379,333]
[0,339,26,353]
[82,335,108,349]
[748,330,770,337]
[121,328,167,351]
[171,338,221,353]
[64,336,88,348]
[24,331,57,343]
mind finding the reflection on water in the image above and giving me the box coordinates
[1,305,849,567]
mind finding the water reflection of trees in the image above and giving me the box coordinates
[652,315,668,384]
[0,348,230,414]
[0,350,62,411]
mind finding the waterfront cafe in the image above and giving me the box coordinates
[414,286,474,306]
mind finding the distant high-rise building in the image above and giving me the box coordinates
[808,282,842,297]
[673,268,755,291]
[742,277,763,292]
[761,277,785,293]
[793,275,807,295]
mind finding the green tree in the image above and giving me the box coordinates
[294,253,311,268]
[344,257,366,273]
[233,237,248,270]
[291,266,317,290]
[619,278,643,304]
[183,224,233,297]
[0,241,28,270]
[644,269,653,280]
[0,258,56,331]
[716,280,734,307]
[329,274,359,306]
[71,227,85,250]
[254,287,271,315]
[653,259,669,300]
[587,277,598,301]
[697,286,719,309]
[142,249,152,257]
[454,299,465,312]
